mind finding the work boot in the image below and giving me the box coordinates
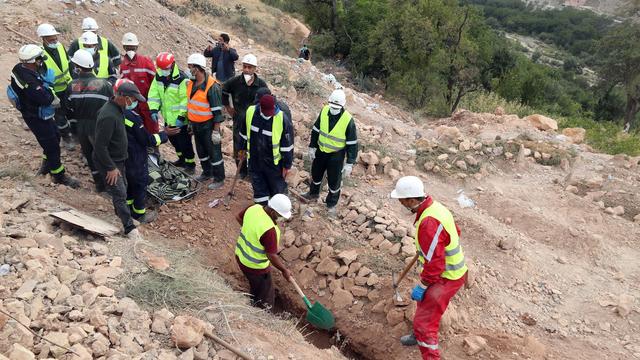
[126,228,143,241]
[91,173,106,193]
[183,165,196,175]
[171,158,186,167]
[301,191,319,201]
[327,206,337,218]
[400,333,417,346]
[207,181,224,190]
[36,159,49,176]
[137,210,158,224]
[196,172,213,182]
[52,173,80,189]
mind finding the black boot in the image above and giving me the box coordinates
[36,159,49,176]
[171,158,186,167]
[400,333,417,346]
[183,165,196,175]
[301,191,319,201]
[53,173,80,189]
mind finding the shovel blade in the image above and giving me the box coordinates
[305,301,335,330]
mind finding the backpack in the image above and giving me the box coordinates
[6,84,21,111]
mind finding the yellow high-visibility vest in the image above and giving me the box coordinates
[318,105,352,153]
[42,43,71,93]
[235,204,281,269]
[245,105,284,166]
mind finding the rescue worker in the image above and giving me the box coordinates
[37,23,74,150]
[68,17,121,67]
[70,32,116,83]
[390,176,468,360]
[222,54,268,179]
[186,53,225,189]
[303,89,358,215]
[147,52,195,173]
[119,33,157,133]
[65,49,113,192]
[235,194,293,309]
[114,79,168,223]
[9,44,79,188]
[94,81,145,240]
[238,95,294,205]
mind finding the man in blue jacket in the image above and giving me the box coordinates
[203,33,238,82]
[9,44,79,188]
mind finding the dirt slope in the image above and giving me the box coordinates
[1,0,639,359]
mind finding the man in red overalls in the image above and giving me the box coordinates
[390,176,468,360]
[119,32,157,133]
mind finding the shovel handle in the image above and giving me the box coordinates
[290,277,313,308]
[395,253,420,287]
[204,330,253,360]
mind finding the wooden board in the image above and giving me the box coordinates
[50,210,120,237]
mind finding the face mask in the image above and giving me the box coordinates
[126,50,136,59]
[243,74,252,83]
[126,98,138,110]
[85,47,96,55]
[186,68,196,80]
[158,69,170,77]
[329,107,341,115]
[47,42,59,49]
[260,111,271,120]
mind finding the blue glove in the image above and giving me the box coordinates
[41,68,55,87]
[175,116,185,128]
[411,284,427,302]
[151,112,159,123]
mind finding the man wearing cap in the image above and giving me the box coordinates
[254,87,292,123]
[390,176,468,359]
[235,194,293,310]
[120,32,157,133]
[304,89,359,216]
[238,94,294,205]
[37,23,75,150]
[203,33,238,82]
[94,81,147,240]
[70,31,117,83]
[222,54,268,179]
[10,44,80,188]
[65,49,113,192]
[186,53,225,189]
[68,17,121,68]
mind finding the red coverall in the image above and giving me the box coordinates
[120,54,157,133]
[413,197,467,360]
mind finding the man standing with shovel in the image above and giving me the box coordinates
[390,176,468,360]
[235,194,293,310]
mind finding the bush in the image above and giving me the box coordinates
[558,116,640,156]
[459,91,535,117]
[307,31,336,59]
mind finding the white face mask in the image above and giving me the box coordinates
[329,107,341,115]
[47,42,59,49]
[186,68,196,80]
[158,69,170,77]
[85,47,96,55]
[126,50,136,59]
[243,74,253,83]
[260,111,271,120]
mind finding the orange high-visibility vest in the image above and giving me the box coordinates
[186,75,218,123]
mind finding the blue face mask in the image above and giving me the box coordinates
[47,42,59,49]
[158,69,170,77]
[126,99,138,110]
[85,47,96,56]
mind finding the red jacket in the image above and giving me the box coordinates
[415,197,461,285]
[120,54,155,96]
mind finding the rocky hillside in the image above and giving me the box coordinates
[1,0,639,359]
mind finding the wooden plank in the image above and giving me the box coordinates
[50,210,119,237]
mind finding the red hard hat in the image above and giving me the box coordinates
[113,78,134,92]
[156,52,175,70]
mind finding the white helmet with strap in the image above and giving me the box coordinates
[390,176,425,199]
[37,23,59,37]
[187,53,207,68]
[18,44,44,63]
[82,17,99,31]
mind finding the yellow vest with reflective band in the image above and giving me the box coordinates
[235,204,281,269]
[318,105,352,153]
[186,76,217,122]
[79,36,109,79]
[42,43,72,93]
[414,200,468,280]
[245,105,284,166]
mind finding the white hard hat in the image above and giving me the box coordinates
[187,53,207,68]
[81,31,99,45]
[121,32,139,46]
[328,89,346,108]
[37,23,59,37]
[18,44,44,63]
[390,176,425,199]
[241,54,258,67]
[268,194,292,219]
[71,49,95,69]
[81,17,99,31]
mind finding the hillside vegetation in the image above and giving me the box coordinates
[263,0,640,155]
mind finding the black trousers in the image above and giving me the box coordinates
[54,91,72,137]
[242,270,275,310]
[100,161,135,233]
[168,125,195,167]
[309,150,345,208]
[232,114,249,178]
[76,120,97,173]
[23,115,64,176]
[125,159,148,219]
[250,162,288,205]
[192,119,225,181]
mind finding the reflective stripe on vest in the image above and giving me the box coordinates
[414,200,468,280]
[318,105,352,153]
[79,36,109,79]
[186,75,217,122]
[42,43,71,92]
[245,105,284,166]
[235,204,281,269]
